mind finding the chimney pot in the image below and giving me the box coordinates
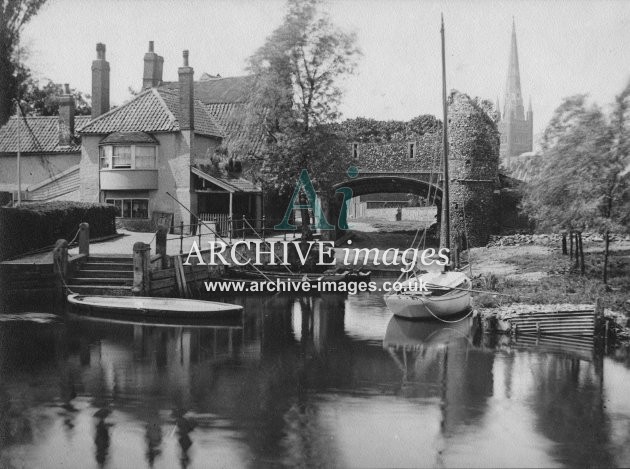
[149,41,154,52]
[64,83,70,94]
[96,43,106,60]
[183,50,189,67]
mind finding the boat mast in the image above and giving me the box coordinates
[439,14,450,264]
[15,38,22,206]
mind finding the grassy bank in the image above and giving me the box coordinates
[470,242,630,316]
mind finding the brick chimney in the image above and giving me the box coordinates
[58,84,75,147]
[178,50,194,131]
[91,43,110,119]
[142,41,164,89]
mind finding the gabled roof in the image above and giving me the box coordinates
[78,88,222,138]
[0,116,90,154]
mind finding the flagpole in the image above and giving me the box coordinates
[439,13,450,263]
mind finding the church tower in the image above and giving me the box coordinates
[498,19,533,161]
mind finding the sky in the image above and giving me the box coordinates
[20,0,630,135]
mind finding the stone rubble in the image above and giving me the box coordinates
[486,232,629,248]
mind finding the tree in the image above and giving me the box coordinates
[0,0,48,125]
[521,85,630,282]
[19,77,91,116]
[230,0,361,228]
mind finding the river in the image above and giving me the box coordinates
[1,285,630,468]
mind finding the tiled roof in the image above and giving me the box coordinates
[0,116,89,154]
[78,88,222,138]
[100,131,158,145]
[192,166,261,193]
[160,76,253,104]
[160,76,264,155]
[156,89,223,137]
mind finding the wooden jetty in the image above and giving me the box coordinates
[480,301,604,338]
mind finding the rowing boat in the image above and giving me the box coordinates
[67,293,242,318]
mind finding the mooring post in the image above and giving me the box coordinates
[155,224,168,269]
[595,297,604,337]
[132,242,151,295]
[78,222,90,256]
[52,239,69,303]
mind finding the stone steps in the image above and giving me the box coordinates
[67,255,134,296]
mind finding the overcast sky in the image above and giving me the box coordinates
[20,0,630,135]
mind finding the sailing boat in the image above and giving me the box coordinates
[384,15,472,320]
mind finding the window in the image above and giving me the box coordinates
[100,144,157,170]
[408,142,416,159]
[106,198,149,219]
[112,146,132,168]
[99,146,112,169]
[352,142,359,159]
[135,146,156,169]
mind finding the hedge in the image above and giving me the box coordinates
[0,201,117,261]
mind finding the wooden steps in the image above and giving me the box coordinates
[67,255,134,296]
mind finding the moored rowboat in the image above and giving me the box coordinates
[67,293,242,319]
[384,271,472,320]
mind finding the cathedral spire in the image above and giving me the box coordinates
[504,18,524,120]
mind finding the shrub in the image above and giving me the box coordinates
[0,201,117,260]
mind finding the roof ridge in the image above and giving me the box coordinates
[153,88,178,126]
[77,88,155,132]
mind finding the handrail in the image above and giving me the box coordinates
[241,216,295,275]
[165,192,273,281]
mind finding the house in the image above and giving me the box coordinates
[77,42,262,231]
[0,85,88,203]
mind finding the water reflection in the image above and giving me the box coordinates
[0,293,628,467]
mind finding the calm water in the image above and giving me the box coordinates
[1,286,630,468]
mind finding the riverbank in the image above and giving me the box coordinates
[345,223,630,321]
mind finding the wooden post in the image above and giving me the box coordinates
[594,297,604,337]
[179,220,184,255]
[132,241,151,295]
[79,222,90,256]
[229,192,233,224]
[242,214,246,240]
[579,232,585,275]
[52,239,69,302]
[262,215,266,242]
[155,224,168,268]
[561,231,567,255]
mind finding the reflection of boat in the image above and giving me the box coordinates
[385,271,472,319]
[383,313,474,351]
[67,294,242,319]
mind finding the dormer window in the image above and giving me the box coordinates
[99,132,158,170]
[408,141,416,159]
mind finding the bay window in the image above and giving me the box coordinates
[99,144,157,170]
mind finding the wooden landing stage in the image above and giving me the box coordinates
[482,301,604,338]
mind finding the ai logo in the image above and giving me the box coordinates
[274,167,359,231]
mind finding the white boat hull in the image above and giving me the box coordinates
[384,273,472,319]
